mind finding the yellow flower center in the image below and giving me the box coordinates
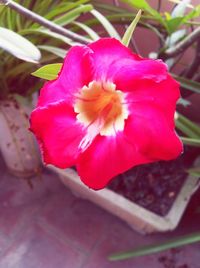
[74,81,129,136]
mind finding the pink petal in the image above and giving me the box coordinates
[88,38,141,80]
[30,101,86,168]
[108,58,168,87]
[76,133,149,190]
[125,75,180,127]
[38,45,93,108]
[125,103,183,161]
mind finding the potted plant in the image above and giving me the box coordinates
[29,0,200,233]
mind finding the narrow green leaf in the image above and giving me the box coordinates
[171,74,200,94]
[90,9,121,40]
[20,28,75,45]
[121,0,164,22]
[187,167,200,176]
[177,113,200,137]
[165,17,184,34]
[122,9,142,47]
[32,63,62,80]
[183,5,200,22]
[72,21,99,41]
[180,137,200,147]
[38,45,66,58]
[45,0,90,20]
[0,27,41,63]
[120,0,151,12]
[53,5,93,27]
[109,232,200,261]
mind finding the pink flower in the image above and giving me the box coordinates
[30,38,183,190]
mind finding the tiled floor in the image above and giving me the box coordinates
[0,158,200,268]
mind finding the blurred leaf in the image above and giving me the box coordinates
[20,28,76,45]
[45,0,90,20]
[5,61,33,78]
[183,4,200,22]
[165,58,175,68]
[32,63,62,80]
[181,137,200,147]
[172,74,200,94]
[38,45,66,58]
[0,27,41,63]
[171,0,191,18]
[90,9,121,39]
[13,94,31,107]
[176,113,200,139]
[94,3,127,14]
[53,4,93,26]
[120,0,164,22]
[72,21,99,40]
[177,98,191,107]
[122,9,142,47]
[168,0,193,8]
[187,167,200,176]
[166,29,186,47]
[109,232,200,261]
[165,17,184,34]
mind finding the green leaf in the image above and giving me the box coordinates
[122,9,142,47]
[0,27,41,63]
[72,21,99,41]
[121,0,164,22]
[176,113,200,139]
[121,0,151,11]
[183,5,200,22]
[32,63,62,80]
[45,0,90,20]
[187,167,200,176]
[180,137,200,147]
[53,4,93,27]
[165,17,184,34]
[20,28,75,45]
[171,74,200,94]
[90,9,121,40]
[38,45,66,58]
[109,232,200,261]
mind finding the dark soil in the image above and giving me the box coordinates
[108,147,199,216]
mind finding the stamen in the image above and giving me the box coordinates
[74,81,129,137]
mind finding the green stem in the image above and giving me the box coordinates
[109,232,200,261]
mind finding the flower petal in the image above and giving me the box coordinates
[108,58,168,87]
[88,38,141,80]
[125,103,183,161]
[76,133,149,190]
[125,75,180,127]
[37,45,93,108]
[30,101,86,168]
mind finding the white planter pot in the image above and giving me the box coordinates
[49,166,200,234]
[0,99,41,178]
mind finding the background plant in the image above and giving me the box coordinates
[0,0,122,99]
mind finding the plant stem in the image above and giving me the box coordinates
[0,0,91,44]
[163,26,200,59]
[109,232,200,261]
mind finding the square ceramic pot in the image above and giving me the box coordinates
[48,166,200,234]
